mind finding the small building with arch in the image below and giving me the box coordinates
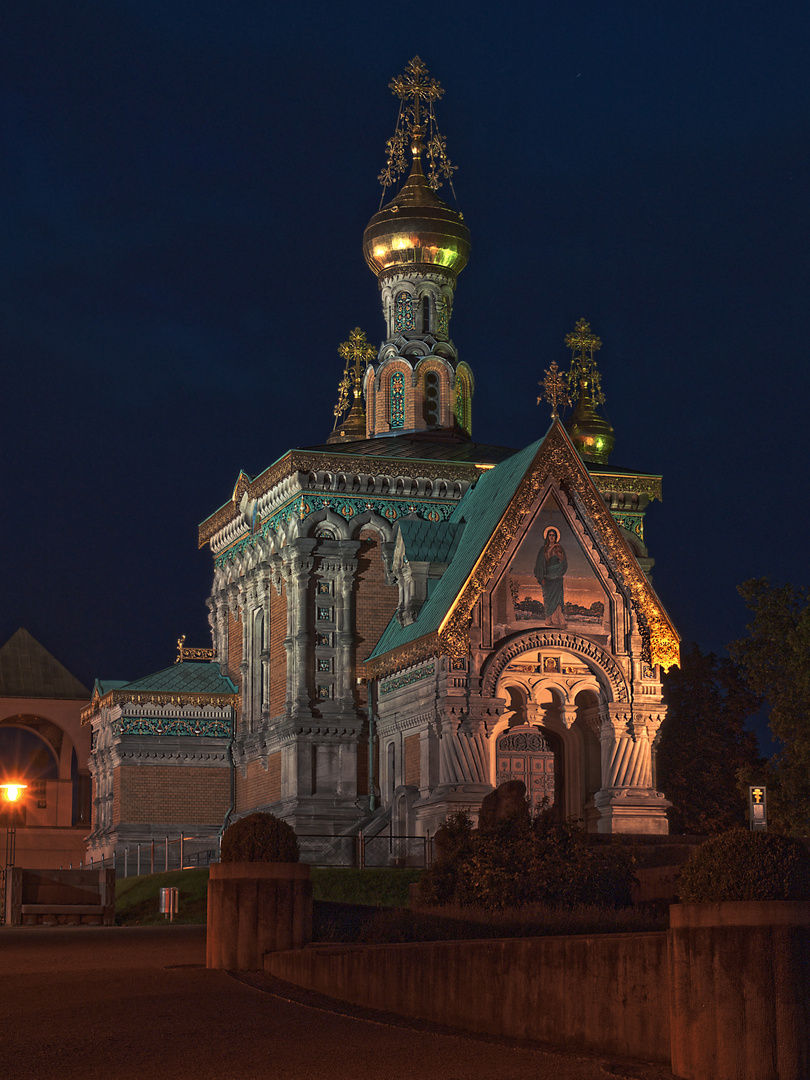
[0,629,92,868]
[366,421,679,836]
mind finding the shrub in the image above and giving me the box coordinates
[220,812,299,863]
[420,809,635,910]
[677,828,810,902]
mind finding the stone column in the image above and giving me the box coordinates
[283,539,316,718]
[332,540,361,719]
[438,716,490,785]
[257,568,273,725]
[593,705,669,833]
[209,594,229,668]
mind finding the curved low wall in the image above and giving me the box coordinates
[267,932,671,1062]
[207,862,312,970]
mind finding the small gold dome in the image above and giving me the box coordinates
[363,147,470,279]
[566,392,615,465]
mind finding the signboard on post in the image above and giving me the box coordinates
[749,786,767,831]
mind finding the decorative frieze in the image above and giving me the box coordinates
[380,662,435,696]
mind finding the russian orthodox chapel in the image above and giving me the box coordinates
[84,59,679,860]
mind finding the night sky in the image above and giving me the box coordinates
[4,4,809,744]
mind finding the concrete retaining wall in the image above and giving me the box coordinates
[267,932,670,1063]
[669,902,810,1080]
[207,862,312,970]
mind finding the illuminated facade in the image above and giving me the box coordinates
[196,59,679,843]
[82,60,678,858]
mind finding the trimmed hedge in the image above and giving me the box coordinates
[420,810,636,910]
[220,812,299,863]
[677,828,810,902]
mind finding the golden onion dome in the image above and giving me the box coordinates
[566,391,615,466]
[363,141,470,279]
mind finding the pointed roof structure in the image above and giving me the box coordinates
[367,421,679,675]
[0,628,90,700]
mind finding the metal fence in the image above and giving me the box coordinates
[74,836,222,878]
[7,831,431,881]
[297,834,430,868]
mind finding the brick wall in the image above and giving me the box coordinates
[112,773,120,827]
[235,752,282,812]
[404,733,420,787]
[354,528,398,678]
[117,765,230,825]
[268,583,287,717]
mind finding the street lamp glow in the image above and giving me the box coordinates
[1,783,27,802]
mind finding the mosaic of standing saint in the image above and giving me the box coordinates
[534,526,568,628]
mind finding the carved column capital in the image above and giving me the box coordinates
[560,705,578,730]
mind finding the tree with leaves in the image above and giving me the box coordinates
[656,642,762,834]
[730,578,810,834]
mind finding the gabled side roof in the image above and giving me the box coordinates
[123,663,237,695]
[367,421,679,675]
[397,519,466,564]
[0,628,90,700]
[371,438,543,660]
[81,662,238,724]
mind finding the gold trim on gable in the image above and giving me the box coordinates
[436,421,679,671]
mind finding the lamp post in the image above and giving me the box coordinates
[1,783,27,868]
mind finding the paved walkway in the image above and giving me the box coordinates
[0,925,675,1080]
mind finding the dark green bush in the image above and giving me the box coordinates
[420,809,635,910]
[220,812,299,863]
[677,828,810,901]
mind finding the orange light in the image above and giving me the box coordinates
[1,783,27,803]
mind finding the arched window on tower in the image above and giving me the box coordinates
[436,299,448,337]
[455,372,471,435]
[422,296,430,333]
[394,292,415,332]
[423,370,440,427]
[389,372,405,429]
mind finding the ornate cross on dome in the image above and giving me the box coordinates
[565,317,605,405]
[330,327,376,441]
[390,56,443,128]
[379,57,457,194]
[537,360,570,419]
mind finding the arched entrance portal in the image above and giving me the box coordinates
[488,638,614,826]
[495,725,559,813]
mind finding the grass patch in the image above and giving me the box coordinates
[116,868,209,925]
[310,867,421,907]
[115,866,421,925]
[352,903,668,944]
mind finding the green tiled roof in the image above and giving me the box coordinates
[398,520,465,564]
[370,437,545,659]
[94,679,130,696]
[123,663,237,695]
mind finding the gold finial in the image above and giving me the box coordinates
[378,57,457,194]
[175,635,215,664]
[329,328,375,442]
[564,318,605,405]
[537,361,570,420]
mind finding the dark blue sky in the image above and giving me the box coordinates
[3,3,809,730]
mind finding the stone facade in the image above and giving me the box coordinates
[83,664,237,861]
